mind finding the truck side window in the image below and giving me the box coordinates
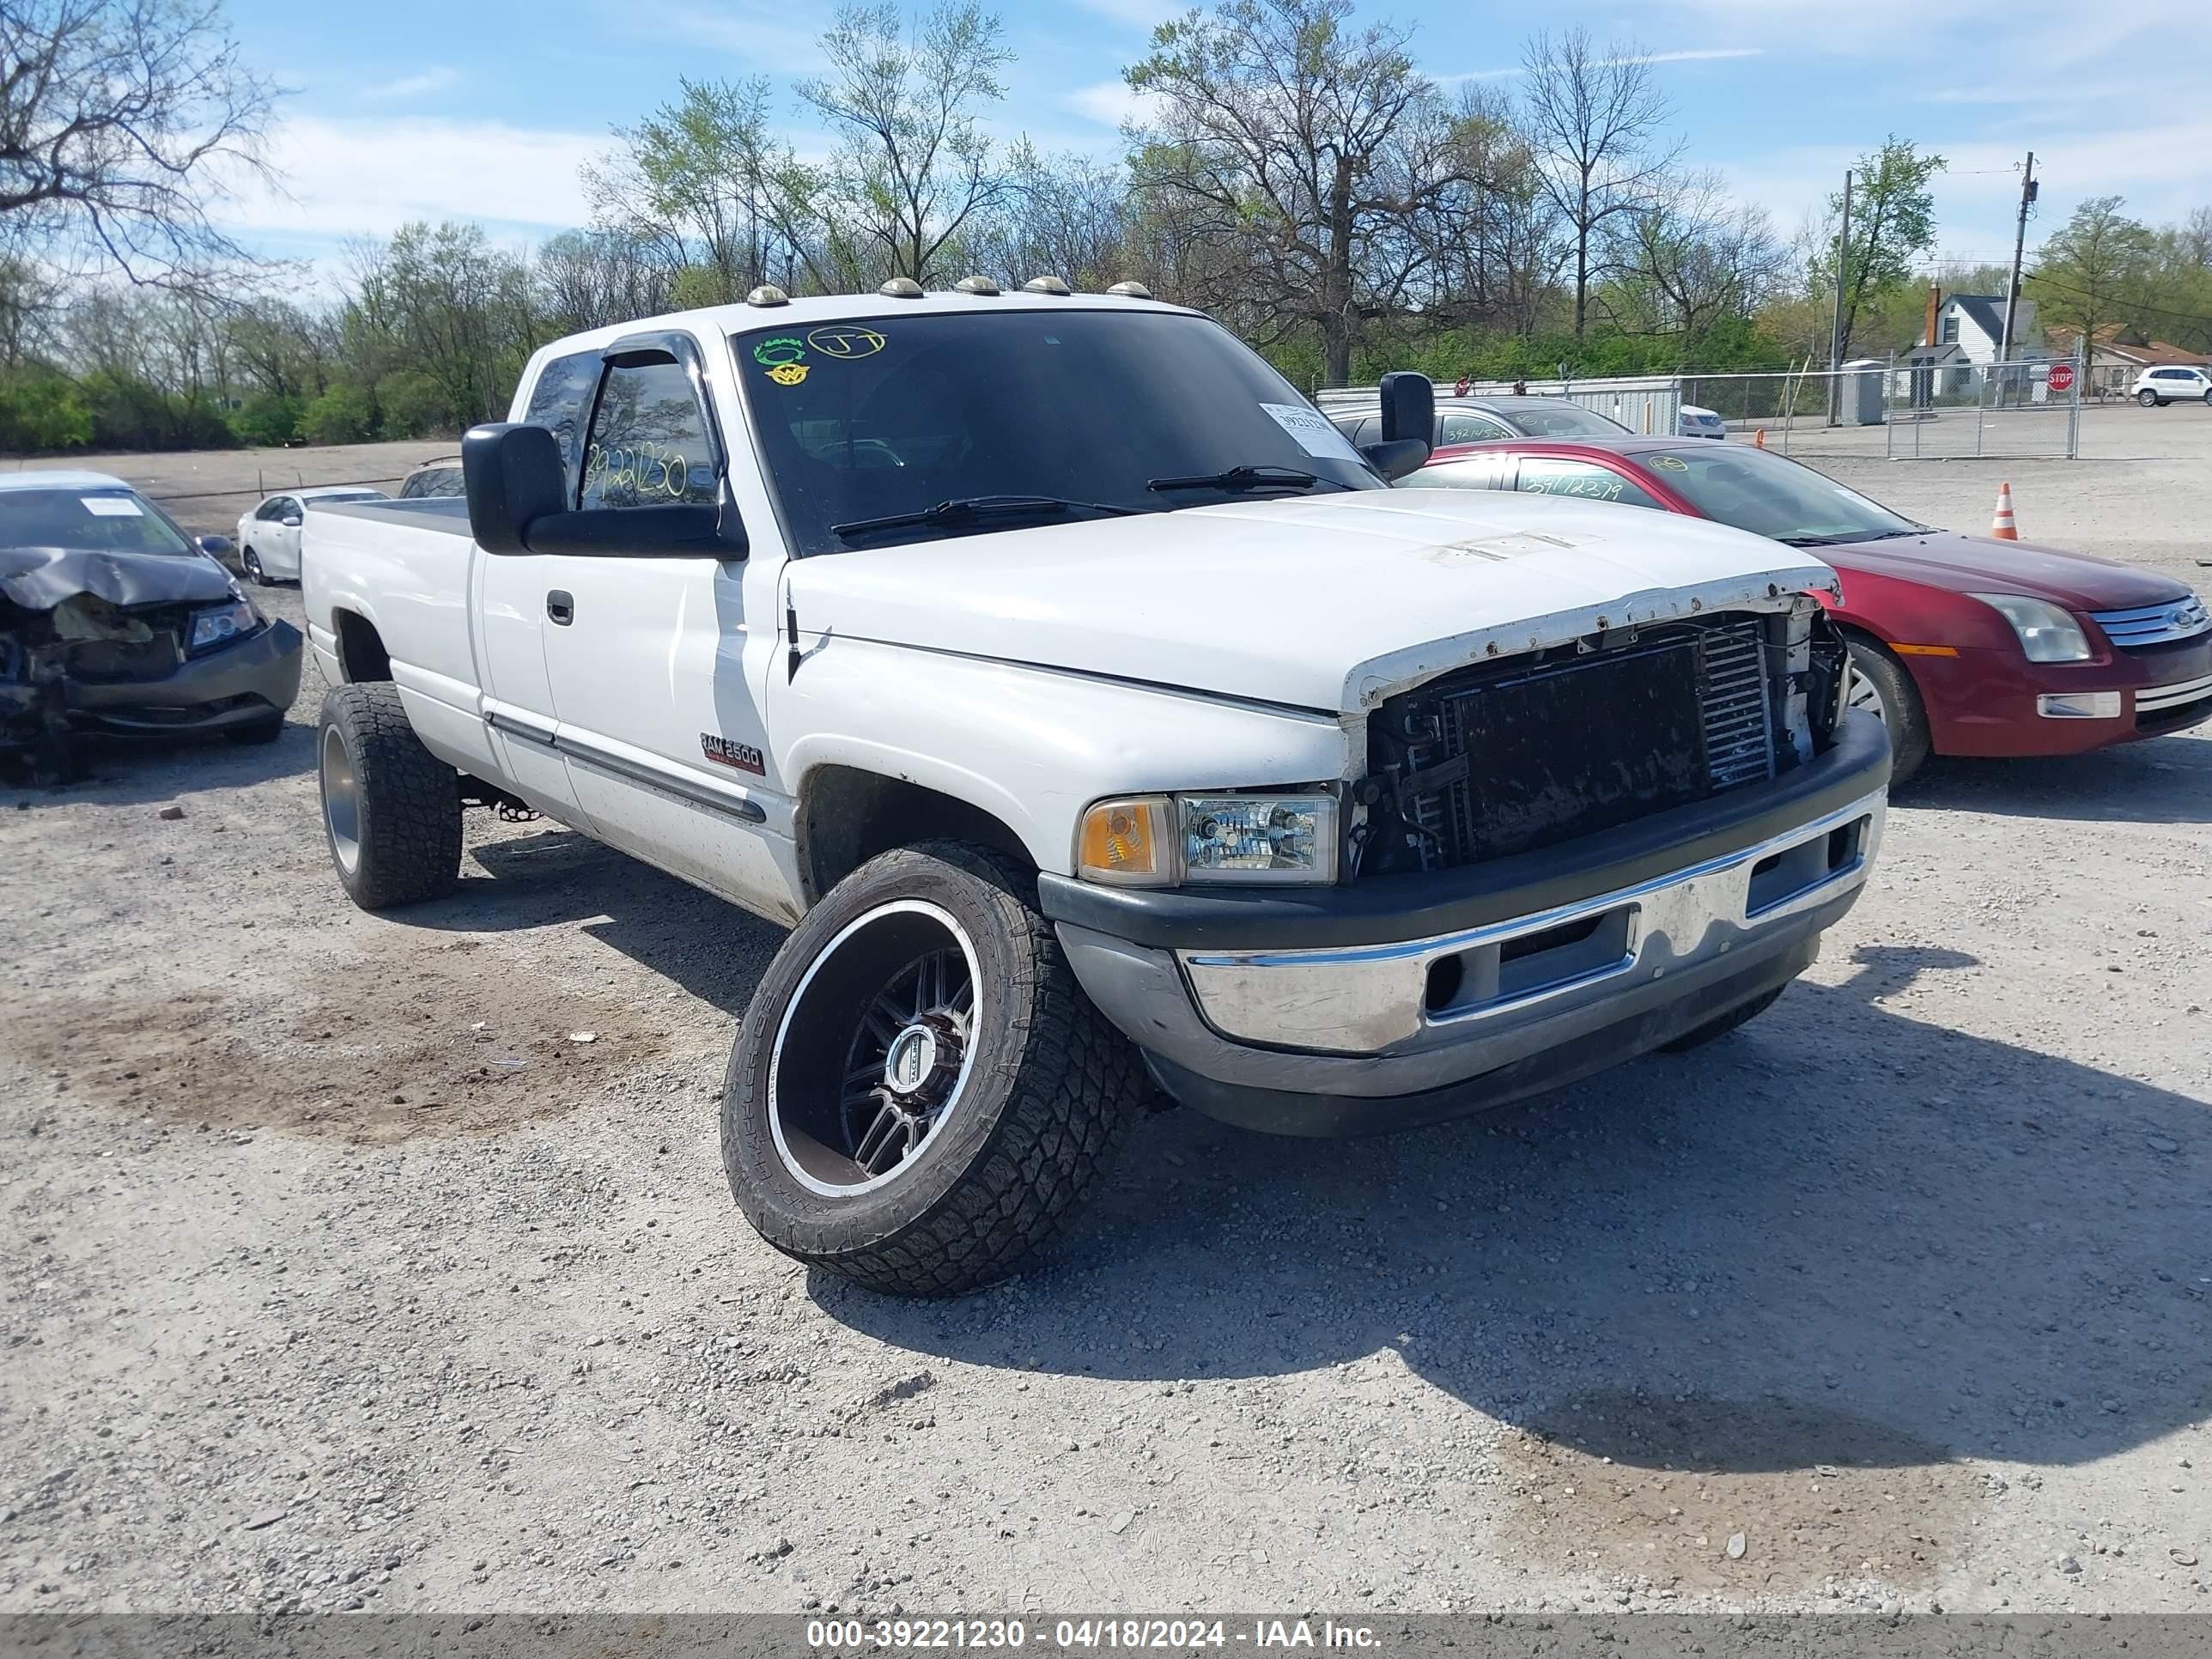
[580,359,720,511]
[1514,459,1659,508]
[522,349,603,501]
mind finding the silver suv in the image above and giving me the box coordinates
[2132,366,2212,407]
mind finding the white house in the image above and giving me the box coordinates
[1893,292,2048,404]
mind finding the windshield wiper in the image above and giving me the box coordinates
[830,494,1144,543]
[1147,464,1336,494]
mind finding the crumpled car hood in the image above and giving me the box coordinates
[0,545,234,611]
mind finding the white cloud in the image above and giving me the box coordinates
[1438,46,1764,83]
[362,66,460,100]
[1064,78,1162,130]
[226,113,602,240]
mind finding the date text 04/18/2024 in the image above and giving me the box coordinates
[804,1620,1382,1651]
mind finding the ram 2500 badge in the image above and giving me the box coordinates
[301,280,1888,1296]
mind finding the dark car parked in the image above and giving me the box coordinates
[1317,390,1632,449]
[1,470,303,777]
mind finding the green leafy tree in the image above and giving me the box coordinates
[373,369,448,439]
[0,372,93,452]
[300,383,374,445]
[2026,196,2158,362]
[228,391,301,446]
[1807,138,1945,358]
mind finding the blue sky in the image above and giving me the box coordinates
[217,0,2212,290]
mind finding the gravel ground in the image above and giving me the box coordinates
[3,418,2209,1618]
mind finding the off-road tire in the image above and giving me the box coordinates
[1660,985,1786,1053]
[721,841,1147,1297]
[242,547,268,584]
[317,681,460,909]
[223,712,285,745]
[1844,635,1932,787]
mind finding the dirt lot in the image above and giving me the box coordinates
[2,412,2208,1618]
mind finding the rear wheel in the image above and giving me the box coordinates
[317,682,461,909]
[721,841,1146,1297]
[1844,636,1932,787]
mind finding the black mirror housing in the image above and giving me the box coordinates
[464,422,568,555]
[198,533,234,556]
[1377,372,1435,451]
[1364,438,1433,482]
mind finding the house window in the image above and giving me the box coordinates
[1939,312,1960,345]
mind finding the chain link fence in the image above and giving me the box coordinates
[1674,358,2081,461]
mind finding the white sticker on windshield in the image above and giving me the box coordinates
[1261,402,1361,462]
[82,495,143,516]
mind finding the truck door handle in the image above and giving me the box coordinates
[546,590,574,626]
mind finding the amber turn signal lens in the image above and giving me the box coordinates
[1076,796,1172,887]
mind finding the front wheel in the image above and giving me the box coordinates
[1844,636,1932,787]
[242,547,268,585]
[721,842,1147,1297]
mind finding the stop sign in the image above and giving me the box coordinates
[2047,362,2075,392]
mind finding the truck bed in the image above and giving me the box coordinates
[301,496,499,779]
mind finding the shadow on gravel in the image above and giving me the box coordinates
[1901,732,2212,823]
[402,830,781,1018]
[823,941,2211,1479]
[0,720,314,807]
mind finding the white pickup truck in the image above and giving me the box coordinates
[301,283,1889,1296]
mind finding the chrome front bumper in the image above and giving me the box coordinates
[1179,789,1885,1056]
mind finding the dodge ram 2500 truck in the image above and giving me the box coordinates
[301,282,1888,1297]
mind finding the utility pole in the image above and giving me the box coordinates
[1826,169,1852,424]
[1998,150,2038,389]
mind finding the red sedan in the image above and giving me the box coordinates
[1407,436,2212,782]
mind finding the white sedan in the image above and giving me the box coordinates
[1679,404,1728,440]
[234,485,390,584]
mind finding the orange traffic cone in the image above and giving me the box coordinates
[1990,482,2019,541]
[1753,428,1766,449]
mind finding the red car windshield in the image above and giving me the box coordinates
[1648,447,1922,546]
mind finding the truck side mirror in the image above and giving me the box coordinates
[1366,372,1434,481]
[463,422,567,555]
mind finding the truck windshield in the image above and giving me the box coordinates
[732,309,1382,554]
[0,488,197,556]
[1648,447,1923,545]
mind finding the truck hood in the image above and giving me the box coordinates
[786,489,1833,714]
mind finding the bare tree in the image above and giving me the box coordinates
[971,143,1133,290]
[0,0,280,293]
[1519,27,1680,338]
[1128,0,1475,386]
[1605,171,1788,343]
[795,3,1012,286]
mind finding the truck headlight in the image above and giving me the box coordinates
[1970,593,2091,662]
[1077,793,1340,887]
[187,598,259,654]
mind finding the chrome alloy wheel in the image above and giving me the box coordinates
[1844,660,1888,728]
[320,722,362,875]
[767,899,981,1197]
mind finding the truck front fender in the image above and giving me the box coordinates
[775,637,1353,884]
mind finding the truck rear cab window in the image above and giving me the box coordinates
[522,349,603,501]
[580,359,720,510]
